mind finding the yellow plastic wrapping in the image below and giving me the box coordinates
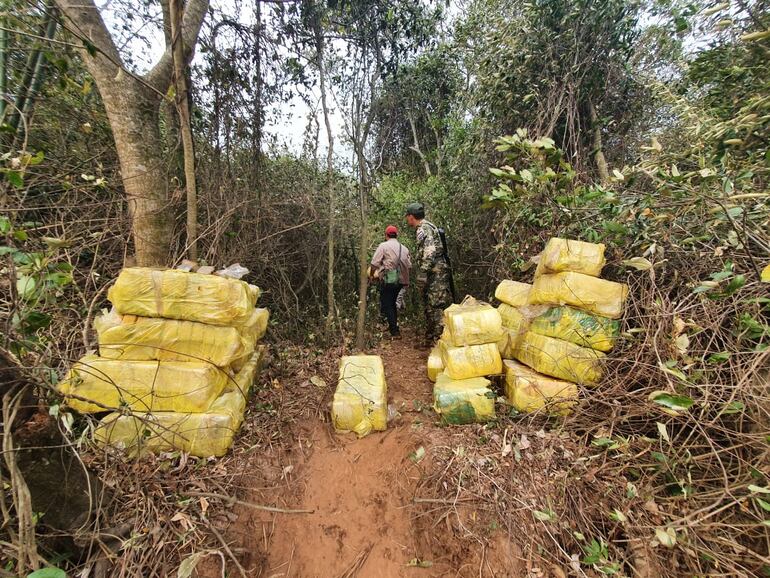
[529,271,628,319]
[535,238,606,277]
[433,372,495,424]
[530,306,619,352]
[95,392,243,457]
[59,355,228,413]
[497,328,520,359]
[504,360,578,416]
[498,303,526,331]
[443,298,503,347]
[108,268,260,326]
[332,355,387,437]
[93,348,266,457]
[514,332,604,385]
[494,280,532,307]
[95,307,267,367]
[440,340,502,380]
[427,346,444,383]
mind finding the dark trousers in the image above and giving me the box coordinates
[379,283,402,335]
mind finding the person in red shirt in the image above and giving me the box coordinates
[371,225,412,337]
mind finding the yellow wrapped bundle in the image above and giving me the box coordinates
[59,356,228,413]
[440,340,502,380]
[443,298,503,347]
[514,332,604,385]
[427,346,444,382]
[93,348,266,457]
[530,306,619,352]
[108,268,260,326]
[332,355,387,437]
[498,303,526,332]
[494,280,532,307]
[95,308,268,367]
[497,328,521,359]
[530,271,628,319]
[535,238,606,277]
[504,360,578,416]
[433,372,495,424]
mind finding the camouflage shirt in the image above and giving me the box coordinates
[415,220,445,280]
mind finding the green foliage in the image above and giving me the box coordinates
[1,216,73,357]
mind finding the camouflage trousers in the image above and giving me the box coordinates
[420,261,453,342]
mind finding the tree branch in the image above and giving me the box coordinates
[54,0,123,76]
[145,0,210,92]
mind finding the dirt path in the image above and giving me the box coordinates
[230,331,522,577]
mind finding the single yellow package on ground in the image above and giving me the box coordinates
[494,280,532,307]
[514,332,604,385]
[440,340,502,380]
[427,346,444,382]
[332,355,387,437]
[535,238,606,277]
[443,297,503,347]
[95,307,267,367]
[530,271,628,319]
[60,356,228,413]
[94,350,266,457]
[530,306,619,352]
[108,268,260,326]
[433,372,495,424]
[504,360,578,416]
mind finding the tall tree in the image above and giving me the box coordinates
[55,0,209,266]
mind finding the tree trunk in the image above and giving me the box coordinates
[408,112,432,177]
[56,0,209,266]
[313,5,337,335]
[354,143,369,351]
[588,99,609,183]
[171,0,198,262]
[98,78,173,266]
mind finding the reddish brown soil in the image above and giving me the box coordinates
[221,331,523,577]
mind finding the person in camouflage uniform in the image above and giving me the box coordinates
[405,203,454,344]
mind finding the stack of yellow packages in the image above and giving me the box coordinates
[495,238,628,416]
[59,268,269,457]
[431,297,503,424]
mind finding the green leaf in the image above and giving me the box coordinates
[0,216,10,234]
[649,391,694,411]
[27,569,67,578]
[13,229,28,241]
[722,401,745,415]
[592,437,620,450]
[609,509,627,522]
[655,527,676,548]
[6,170,23,188]
[749,485,770,494]
[532,509,556,522]
[723,274,746,296]
[409,446,425,463]
[707,352,731,364]
[755,498,770,512]
[177,552,206,578]
[16,275,37,298]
